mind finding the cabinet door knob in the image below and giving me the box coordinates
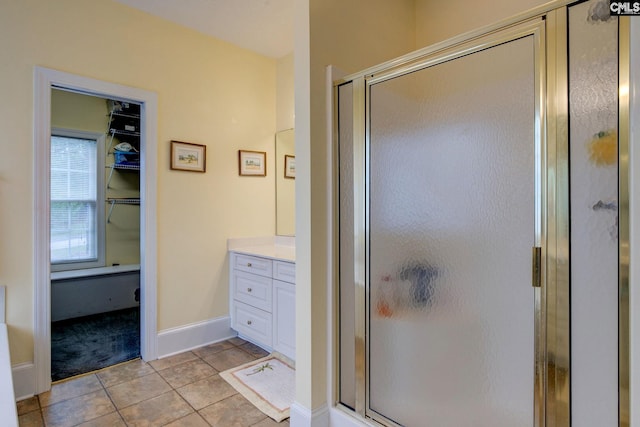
[247,262,252,267]
[247,320,252,325]
[247,288,252,292]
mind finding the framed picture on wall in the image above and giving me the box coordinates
[284,155,295,179]
[239,150,267,176]
[170,140,206,172]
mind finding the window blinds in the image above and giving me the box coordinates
[50,135,98,264]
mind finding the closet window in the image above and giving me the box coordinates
[50,131,105,271]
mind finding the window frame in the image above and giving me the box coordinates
[50,128,106,272]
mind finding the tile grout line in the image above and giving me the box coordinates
[94,368,127,426]
[165,350,214,427]
[121,344,238,426]
[164,342,253,425]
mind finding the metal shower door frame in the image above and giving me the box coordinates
[362,20,546,427]
[333,9,575,427]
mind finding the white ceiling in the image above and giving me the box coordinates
[113,0,294,59]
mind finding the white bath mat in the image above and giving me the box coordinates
[219,353,295,422]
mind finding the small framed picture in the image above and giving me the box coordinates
[170,141,206,172]
[239,150,267,176]
[284,155,295,179]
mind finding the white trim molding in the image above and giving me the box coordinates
[12,363,35,402]
[290,402,329,427]
[328,407,376,427]
[33,66,158,394]
[157,316,235,359]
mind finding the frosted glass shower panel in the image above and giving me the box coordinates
[368,36,536,426]
[569,1,619,425]
[338,81,356,409]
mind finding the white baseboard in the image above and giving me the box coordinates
[290,402,329,427]
[12,362,35,401]
[328,407,374,427]
[157,315,235,358]
[290,403,374,427]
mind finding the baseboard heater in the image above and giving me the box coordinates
[51,264,141,322]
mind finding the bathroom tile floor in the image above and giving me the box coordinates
[17,337,291,427]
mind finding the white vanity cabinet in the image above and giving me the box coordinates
[229,251,296,360]
[272,261,296,359]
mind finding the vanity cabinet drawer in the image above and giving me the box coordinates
[233,270,272,312]
[233,302,272,347]
[233,254,272,277]
[273,261,295,284]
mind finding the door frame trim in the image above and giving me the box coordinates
[33,67,158,394]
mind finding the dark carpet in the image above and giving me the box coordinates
[51,307,140,381]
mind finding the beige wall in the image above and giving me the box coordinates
[297,0,416,410]
[51,90,108,134]
[51,89,142,267]
[1,0,277,364]
[277,53,295,132]
[415,0,549,47]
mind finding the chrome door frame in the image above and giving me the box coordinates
[618,15,631,427]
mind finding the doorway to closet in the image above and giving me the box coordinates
[33,67,159,394]
[49,90,142,381]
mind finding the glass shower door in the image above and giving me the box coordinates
[366,34,539,426]
[568,1,620,424]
